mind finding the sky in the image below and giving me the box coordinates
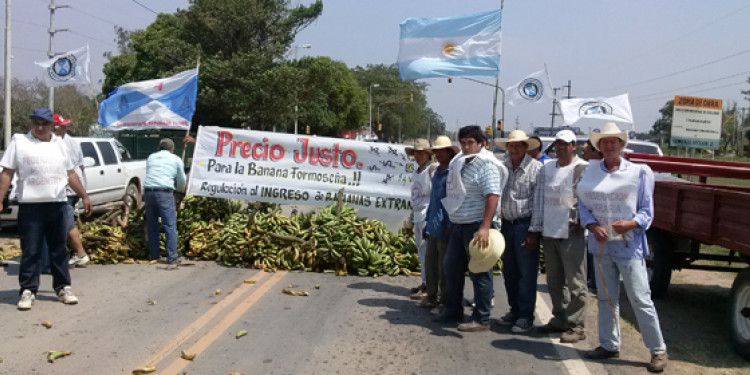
[6,0,750,136]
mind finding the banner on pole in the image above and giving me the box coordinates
[34,45,91,87]
[186,127,416,215]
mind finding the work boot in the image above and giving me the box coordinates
[647,352,668,373]
[584,346,620,360]
[410,283,426,293]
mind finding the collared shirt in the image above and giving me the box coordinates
[450,155,502,224]
[578,158,654,259]
[425,165,450,239]
[144,150,186,191]
[529,156,587,233]
[501,154,541,221]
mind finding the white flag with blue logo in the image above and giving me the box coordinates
[98,68,198,130]
[506,69,554,106]
[34,45,90,87]
[559,93,633,125]
[397,9,502,81]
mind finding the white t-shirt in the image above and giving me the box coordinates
[61,134,85,195]
[0,132,74,203]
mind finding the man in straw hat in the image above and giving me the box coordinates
[493,129,542,333]
[405,138,437,299]
[438,126,508,332]
[420,136,458,310]
[529,129,589,343]
[577,122,667,372]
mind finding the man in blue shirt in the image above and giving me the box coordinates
[144,138,186,266]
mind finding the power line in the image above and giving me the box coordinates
[68,30,117,48]
[68,5,119,27]
[631,81,747,103]
[131,0,158,15]
[606,47,750,91]
[630,70,750,101]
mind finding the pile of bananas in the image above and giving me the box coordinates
[79,195,421,276]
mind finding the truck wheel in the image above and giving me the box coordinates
[646,229,672,299]
[123,182,141,208]
[730,268,750,360]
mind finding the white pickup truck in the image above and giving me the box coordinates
[0,137,147,225]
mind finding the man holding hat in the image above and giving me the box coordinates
[439,125,508,332]
[529,129,589,342]
[51,114,89,267]
[144,138,186,267]
[577,122,667,372]
[493,129,542,333]
[0,108,92,310]
[405,138,436,298]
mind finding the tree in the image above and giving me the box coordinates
[650,100,674,144]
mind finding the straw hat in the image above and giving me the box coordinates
[493,129,541,150]
[589,122,628,150]
[405,138,432,156]
[468,229,505,273]
[430,135,459,154]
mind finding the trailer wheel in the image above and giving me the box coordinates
[730,268,750,360]
[646,229,672,299]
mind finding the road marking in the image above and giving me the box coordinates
[535,291,606,375]
[157,270,287,375]
[136,270,274,369]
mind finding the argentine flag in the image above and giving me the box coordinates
[98,68,199,131]
[397,9,502,81]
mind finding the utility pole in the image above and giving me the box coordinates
[47,0,69,111]
[550,87,560,127]
[4,0,11,148]
[562,80,572,99]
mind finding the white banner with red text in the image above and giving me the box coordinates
[186,126,416,217]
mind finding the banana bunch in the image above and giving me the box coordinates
[80,223,130,264]
[186,221,224,260]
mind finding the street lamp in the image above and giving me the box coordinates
[293,43,312,60]
[293,44,312,134]
[368,83,379,136]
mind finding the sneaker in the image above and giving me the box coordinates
[647,352,668,373]
[410,283,426,293]
[57,286,78,305]
[560,329,586,343]
[418,298,438,308]
[584,346,620,360]
[17,290,35,310]
[511,318,534,333]
[494,312,518,326]
[537,319,567,334]
[457,321,490,332]
[68,254,89,268]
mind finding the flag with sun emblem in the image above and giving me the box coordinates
[506,69,555,106]
[34,45,91,87]
[397,9,502,81]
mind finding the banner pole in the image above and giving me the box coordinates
[181,57,201,162]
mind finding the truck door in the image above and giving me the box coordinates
[96,141,127,202]
[79,141,107,206]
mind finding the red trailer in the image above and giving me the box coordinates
[625,153,750,360]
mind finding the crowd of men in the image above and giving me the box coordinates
[406,123,668,373]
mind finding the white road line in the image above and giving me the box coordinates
[535,291,608,375]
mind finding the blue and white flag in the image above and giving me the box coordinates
[559,93,633,125]
[506,69,554,106]
[397,9,502,81]
[34,45,90,87]
[98,68,198,130]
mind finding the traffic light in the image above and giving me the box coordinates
[485,126,492,138]
[448,76,452,83]
[377,123,382,131]
[305,125,310,134]
[496,120,502,130]
[409,93,413,102]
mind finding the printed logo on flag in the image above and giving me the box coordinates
[441,42,461,57]
[47,53,78,83]
[579,102,613,116]
[518,78,544,102]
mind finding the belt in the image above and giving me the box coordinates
[502,217,531,225]
[145,187,173,192]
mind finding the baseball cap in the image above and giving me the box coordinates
[29,108,54,123]
[555,129,577,144]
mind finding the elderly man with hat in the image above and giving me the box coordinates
[0,108,92,310]
[405,138,437,298]
[529,129,589,342]
[493,129,542,333]
[577,122,667,372]
[438,125,508,332]
[419,135,458,310]
[144,138,186,267]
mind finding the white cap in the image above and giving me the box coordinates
[555,129,577,144]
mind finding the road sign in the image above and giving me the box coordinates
[671,95,722,149]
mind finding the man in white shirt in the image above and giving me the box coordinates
[0,108,92,310]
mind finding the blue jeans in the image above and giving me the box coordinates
[593,253,667,353]
[40,196,78,273]
[144,189,178,263]
[443,222,494,324]
[501,218,539,321]
[18,202,71,295]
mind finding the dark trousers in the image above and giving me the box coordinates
[40,196,78,272]
[443,222,494,324]
[424,234,448,303]
[18,202,71,295]
[501,217,539,321]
